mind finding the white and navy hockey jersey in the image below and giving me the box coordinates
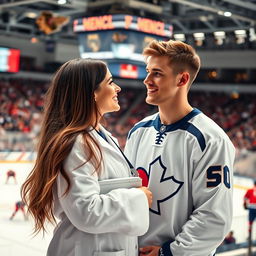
[124,108,236,256]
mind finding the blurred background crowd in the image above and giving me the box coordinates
[1,77,255,154]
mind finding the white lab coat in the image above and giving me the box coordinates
[47,126,149,256]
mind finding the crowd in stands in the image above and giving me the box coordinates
[0,78,47,151]
[188,92,256,153]
[0,78,255,157]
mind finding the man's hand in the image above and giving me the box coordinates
[138,186,153,207]
[139,245,161,256]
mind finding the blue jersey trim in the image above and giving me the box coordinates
[159,240,173,256]
[127,108,206,151]
[156,108,201,132]
[128,119,157,139]
[180,122,206,152]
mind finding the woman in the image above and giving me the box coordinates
[21,58,152,256]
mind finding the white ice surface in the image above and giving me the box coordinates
[0,162,253,256]
[0,162,53,256]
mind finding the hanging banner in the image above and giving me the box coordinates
[74,14,173,37]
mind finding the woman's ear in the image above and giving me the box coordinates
[178,72,190,87]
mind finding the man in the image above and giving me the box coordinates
[10,201,27,220]
[244,180,256,215]
[124,40,236,256]
[243,180,256,255]
[223,231,236,244]
[5,169,17,184]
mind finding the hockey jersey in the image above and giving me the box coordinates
[244,188,256,209]
[124,108,236,256]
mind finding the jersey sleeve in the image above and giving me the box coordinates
[162,138,236,256]
[56,137,149,236]
[244,190,250,200]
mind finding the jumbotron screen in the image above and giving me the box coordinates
[74,14,173,79]
[0,47,20,73]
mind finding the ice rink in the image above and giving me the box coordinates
[0,161,254,256]
[0,162,53,256]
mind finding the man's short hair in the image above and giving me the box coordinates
[143,40,201,86]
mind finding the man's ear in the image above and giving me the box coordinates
[177,72,190,87]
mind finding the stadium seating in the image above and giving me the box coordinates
[0,78,255,155]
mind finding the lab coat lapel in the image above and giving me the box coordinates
[92,126,125,162]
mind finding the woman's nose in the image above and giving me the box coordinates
[115,84,121,92]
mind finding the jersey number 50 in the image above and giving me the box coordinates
[206,165,231,188]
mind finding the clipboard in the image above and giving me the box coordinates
[99,177,142,194]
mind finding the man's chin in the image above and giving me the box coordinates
[146,97,158,106]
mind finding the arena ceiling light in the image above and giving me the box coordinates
[234,29,246,36]
[25,12,37,18]
[234,29,247,44]
[58,0,67,4]
[173,33,185,41]
[193,32,205,46]
[214,31,226,45]
[249,28,256,42]
[217,11,232,17]
[223,11,232,17]
[169,0,255,23]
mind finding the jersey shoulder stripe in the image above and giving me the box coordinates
[180,122,206,151]
[127,113,158,139]
[127,108,206,151]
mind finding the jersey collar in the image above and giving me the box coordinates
[154,108,201,133]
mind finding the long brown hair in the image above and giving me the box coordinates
[143,40,201,86]
[21,58,107,234]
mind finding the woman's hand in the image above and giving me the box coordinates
[139,245,161,256]
[138,187,153,207]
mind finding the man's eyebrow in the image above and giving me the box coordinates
[146,68,164,72]
[107,76,112,82]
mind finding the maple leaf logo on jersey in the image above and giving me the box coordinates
[137,167,149,186]
[138,156,184,215]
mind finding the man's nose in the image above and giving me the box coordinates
[143,75,151,86]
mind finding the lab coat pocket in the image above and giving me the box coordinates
[93,250,126,256]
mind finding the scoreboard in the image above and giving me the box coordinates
[0,47,20,73]
[74,14,173,79]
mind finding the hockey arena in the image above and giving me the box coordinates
[1,0,256,255]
